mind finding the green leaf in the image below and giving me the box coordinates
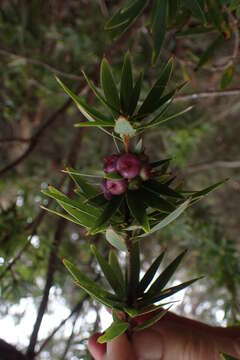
[101,58,120,117]
[104,172,123,180]
[182,0,206,23]
[190,179,228,200]
[230,0,240,11]
[144,180,184,199]
[91,196,124,232]
[220,65,234,90]
[133,307,170,331]
[63,259,124,309]
[120,51,133,114]
[140,277,202,306]
[151,0,167,65]
[128,242,140,303]
[206,0,224,32]
[65,167,98,198]
[98,320,129,343]
[140,188,175,213]
[142,106,193,129]
[195,35,223,71]
[126,190,150,233]
[109,250,125,289]
[138,58,174,116]
[40,205,85,227]
[91,245,125,298]
[104,0,149,39]
[114,116,136,137]
[56,77,113,124]
[106,226,127,251]
[82,70,120,115]
[128,72,143,115]
[140,199,190,238]
[220,352,238,359]
[150,158,171,169]
[138,250,166,295]
[75,121,114,127]
[146,250,187,295]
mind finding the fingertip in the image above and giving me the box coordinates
[88,333,107,360]
[107,333,136,360]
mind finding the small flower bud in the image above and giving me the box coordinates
[106,179,127,195]
[116,153,140,179]
[140,164,151,181]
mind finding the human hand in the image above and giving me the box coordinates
[88,311,240,359]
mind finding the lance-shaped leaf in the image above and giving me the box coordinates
[120,51,133,114]
[65,167,98,197]
[144,180,184,199]
[56,77,114,125]
[220,353,238,359]
[150,158,171,169]
[220,65,234,90]
[140,188,175,213]
[138,250,166,295]
[91,245,125,298]
[104,0,149,39]
[128,72,143,116]
[98,320,129,344]
[146,250,187,296]
[104,173,123,180]
[75,121,114,128]
[142,106,193,129]
[188,179,228,201]
[128,242,140,303]
[133,306,170,331]
[106,226,127,251]
[139,277,202,306]
[151,0,167,65]
[126,190,150,233]
[182,0,206,23]
[101,58,120,117]
[40,205,85,227]
[140,199,190,238]
[82,70,120,116]
[137,58,173,116]
[109,250,125,289]
[91,195,124,233]
[63,259,125,309]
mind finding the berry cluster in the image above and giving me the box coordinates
[101,152,151,200]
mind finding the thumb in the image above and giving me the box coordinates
[103,333,136,360]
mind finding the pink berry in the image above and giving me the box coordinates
[140,164,151,181]
[101,179,112,200]
[116,153,140,179]
[106,179,127,195]
[104,154,119,173]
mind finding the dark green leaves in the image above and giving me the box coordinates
[105,0,149,39]
[101,58,120,117]
[91,245,125,298]
[91,195,123,233]
[134,307,169,331]
[98,320,129,343]
[151,0,167,65]
[182,0,206,23]
[106,226,127,251]
[220,353,238,360]
[137,58,174,116]
[126,190,150,233]
[120,51,133,114]
[138,250,165,294]
[63,259,124,309]
[146,250,187,295]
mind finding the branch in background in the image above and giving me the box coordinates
[26,130,84,360]
[185,160,240,174]
[174,88,240,102]
[0,137,31,143]
[60,311,80,360]
[0,48,83,81]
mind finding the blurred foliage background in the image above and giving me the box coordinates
[0,0,240,359]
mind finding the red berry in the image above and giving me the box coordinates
[101,179,112,200]
[116,153,140,179]
[106,179,127,195]
[104,155,119,173]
